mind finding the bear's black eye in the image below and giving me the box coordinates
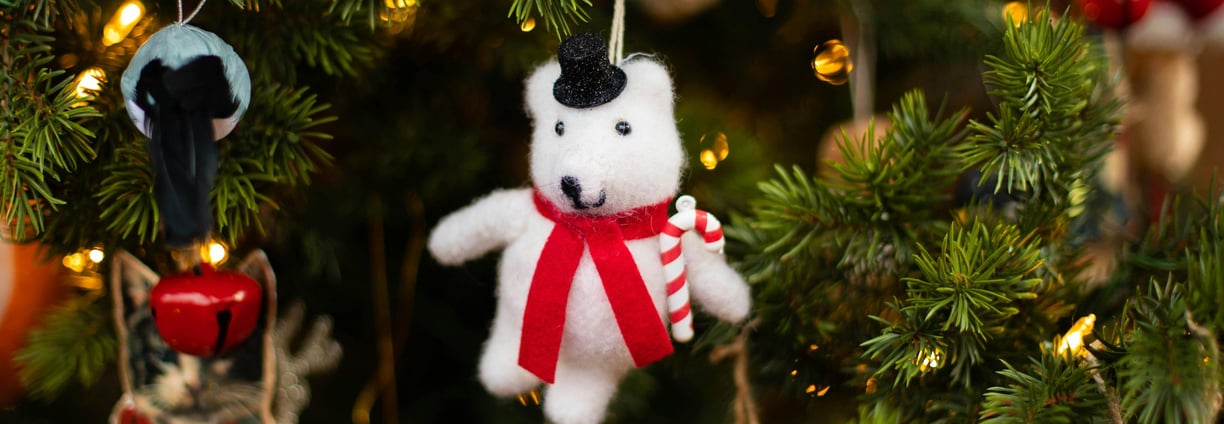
[555,121,565,136]
[615,121,631,136]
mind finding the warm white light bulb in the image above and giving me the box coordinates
[87,248,105,263]
[102,0,144,46]
[207,241,227,264]
[118,3,142,25]
[74,67,105,99]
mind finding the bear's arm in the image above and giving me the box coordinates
[680,232,752,323]
[428,188,534,266]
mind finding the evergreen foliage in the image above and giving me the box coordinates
[2,0,367,399]
[15,295,115,401]
[979,349,1109,423]
[508,0,591,39]
[732,6,1220,422]
[3,0,1224,422]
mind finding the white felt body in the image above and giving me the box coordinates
[428,57,750,424]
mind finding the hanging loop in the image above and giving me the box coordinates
[608,0,625,64]
[178,0,208,24]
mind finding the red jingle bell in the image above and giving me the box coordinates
[1077,0,1153,29]
[149,264,262,357]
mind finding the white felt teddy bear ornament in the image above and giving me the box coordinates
[428,33,752,424]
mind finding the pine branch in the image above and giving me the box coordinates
[226,85,336,187]
[41,74,143,253]
[227,0,283,11]
[1,16,100,240]
[96,141,157,242]
[824,91,966,273]
[1119,280,1222,424]
[1186,194,1224,330]
[979,350,1109,423]
[217,0,383,85]
[325,0,392,31]
[1128,187,1224,329]
[958,7,1120,239]
[15,294,116,401]
[3,0,81,28]
[507,0,591,40]
[864,218,1043,388]
[904,220,1042,339]
[861,301,950,388]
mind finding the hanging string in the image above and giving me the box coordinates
[109,255,136,398]
[178,0,208,24]
[842,1,874,122]
[608,0,626,64]
[709,319,761,424]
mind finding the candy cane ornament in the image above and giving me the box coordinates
[660,195,726,342]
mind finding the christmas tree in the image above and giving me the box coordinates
[2,0,1223,422]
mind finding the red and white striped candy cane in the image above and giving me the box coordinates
[659,195,725,342]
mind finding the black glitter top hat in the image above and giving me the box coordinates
[553,33,627,108]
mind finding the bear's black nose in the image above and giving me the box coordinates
[560,176,605,209]
[561,176,584,209]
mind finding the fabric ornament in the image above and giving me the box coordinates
[1076,0,1153,29]
[520,190,673,383]
[428,33,752,424]
[109,251,340,424]
[1169,0,1224,21]
[120,23,251,248]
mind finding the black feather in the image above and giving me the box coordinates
[135,56,239,247]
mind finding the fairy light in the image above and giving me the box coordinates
[699,132,730,170]
[73,67,106,101]
[1056,314,1096,357]
[62,246,106,290]
[811,40,853,85]
[916,348,943,372]
[102,0,145,46]
[62,252,87,273]
[1002,1,1028,27]
[380,0,418,27]
[87,248,105,263]
[200,239,229,265]
[520,17,536,32]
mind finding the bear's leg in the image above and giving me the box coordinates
[478,311,541,396]
[543,360,627,424]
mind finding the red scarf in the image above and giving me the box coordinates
[519,190,673,383]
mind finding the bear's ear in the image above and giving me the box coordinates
[524,60,562,121]
[620,58,675,108]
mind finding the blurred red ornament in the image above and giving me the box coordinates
[116,399,153,424]
[1168,0,1224,20]
[0,239,69,406]
[150,264,262,357]
[1077,0,1153,29]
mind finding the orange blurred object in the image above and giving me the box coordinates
[0,239,69,406]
